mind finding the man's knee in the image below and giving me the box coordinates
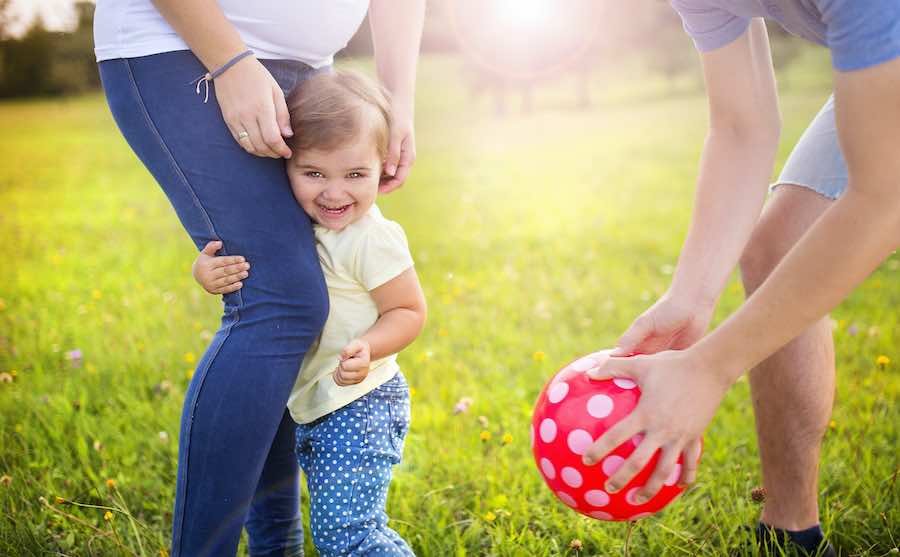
[739,229,793,295]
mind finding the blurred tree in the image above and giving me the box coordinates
[0,1,96,98]
[50,2,99,94]
[0,16,55,96]
[644,3,698,92]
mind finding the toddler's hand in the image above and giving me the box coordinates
[333,339,371,386]
[192,241,250,295]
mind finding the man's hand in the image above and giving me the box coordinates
[333,339,371,386]
[582,350,728,503]
[192,240,250,295]
[614,291,716,356]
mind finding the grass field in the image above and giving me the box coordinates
[1,52,898,556]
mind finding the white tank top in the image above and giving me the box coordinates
[93,0,370,67]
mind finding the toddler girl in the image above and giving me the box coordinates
[192,70,426,556]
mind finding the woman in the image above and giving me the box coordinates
[94,2,424,555]
[583,2,900,555]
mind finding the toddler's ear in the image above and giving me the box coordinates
[200,240,223,256]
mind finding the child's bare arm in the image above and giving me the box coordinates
[192,241,250,295]
[334,268,427,386]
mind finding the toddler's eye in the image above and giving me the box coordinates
[305,171,323,178]
[347,172,366,179]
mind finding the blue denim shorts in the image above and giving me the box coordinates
[772,94,847,201]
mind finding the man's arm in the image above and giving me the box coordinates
[695,56,900,379]
[669,18,781,308]
[612,20,781,358]
[585,55,900,503]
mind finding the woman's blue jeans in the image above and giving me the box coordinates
[99,51,328,557]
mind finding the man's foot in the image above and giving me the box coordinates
[755,523,837,556]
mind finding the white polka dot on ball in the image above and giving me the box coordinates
[613,378,637,389]
[589,510,614,520]
[626,487,644,506]
[556,491,578,508]
[586,394,614,418]
[561,467,583,488]
[539,418,557,443]
[570,356,599,372]
[664,464,682,487]
[601,455,625,477]
[584,489,610,507]
[540,458,556,480]
[566,429,593,456]
[547,381,569,404]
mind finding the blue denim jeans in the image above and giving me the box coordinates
[99,51,329,557]
[295,373,414,557]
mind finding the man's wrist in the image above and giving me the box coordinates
[667,278,719,311]
[688,334,746,389]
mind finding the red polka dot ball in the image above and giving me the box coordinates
[531,350,696,521]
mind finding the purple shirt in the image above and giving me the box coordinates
[669,0,900,71]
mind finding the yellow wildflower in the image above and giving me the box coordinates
[409,387,417,398]
[0,298,6,310]
[480,430,492,442]
[92,289,102,300]
[0,475,11,486]
[483,511,496,522]
[532,351,546,362]
[104,510,113,521]
[106,479,116,488]
[184,352,196,364]
[55,496,65,505]
[501,433,513,445]
[829,420,836,430]
[876,355,891,368]
[438,328,449,337]
[186,368,194,380]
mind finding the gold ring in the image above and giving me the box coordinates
[237,130,249,140]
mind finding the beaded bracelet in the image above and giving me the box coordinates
[193,49,255,103]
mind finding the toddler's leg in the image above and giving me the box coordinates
[300,374,413,557]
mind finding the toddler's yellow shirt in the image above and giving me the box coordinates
[287,205,414,424]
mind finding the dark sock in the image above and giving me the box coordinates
[756,522,832,555]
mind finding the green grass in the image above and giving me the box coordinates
[2,52,898,556]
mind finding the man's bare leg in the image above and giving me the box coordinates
[739,185,836,531]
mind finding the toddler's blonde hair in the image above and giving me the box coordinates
[287,69,392,160]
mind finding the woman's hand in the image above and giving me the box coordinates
[334,339,372,386]
[583,349,732,502]
[614,291,716,356]
[379,106,416,193]
[192,241,250,295]
[213,56,294,159]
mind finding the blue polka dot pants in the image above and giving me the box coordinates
[295,372,414,557]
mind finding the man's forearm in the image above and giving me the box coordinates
[669,129,778,306]
[696,186,900,381]
[369,0,425,110]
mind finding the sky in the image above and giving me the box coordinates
[5,0,80,36]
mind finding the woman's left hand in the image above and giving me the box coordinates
[380,106,415,193]
[582,349,734,503]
